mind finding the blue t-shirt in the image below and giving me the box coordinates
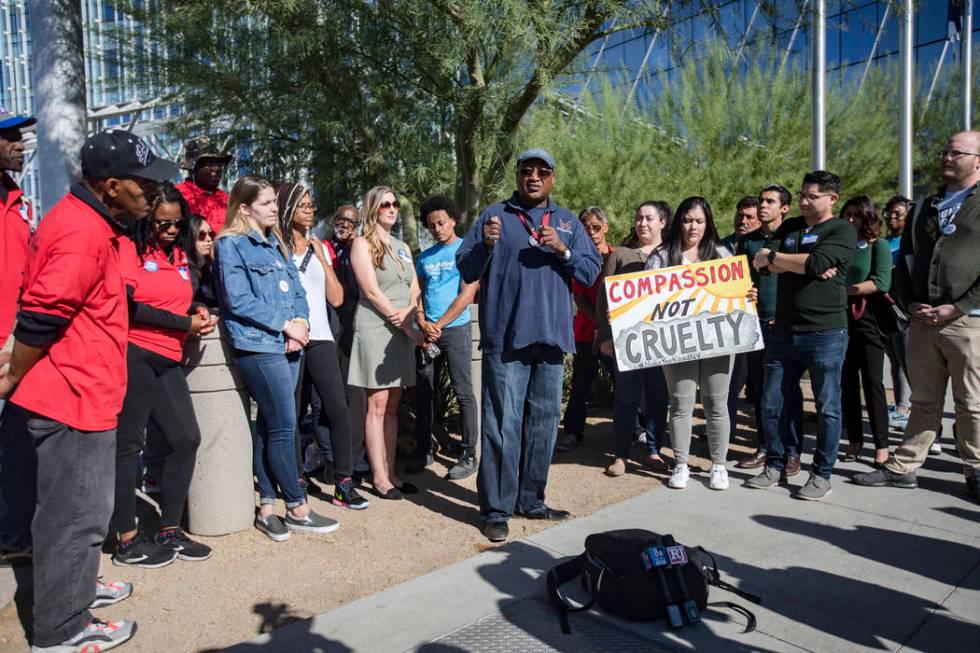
[886,234,901,265]
[417,239,470,328]
[937,186,972,230]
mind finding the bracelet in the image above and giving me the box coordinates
[767,249,778,265]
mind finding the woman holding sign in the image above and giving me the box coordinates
[646,196,738,491]
[597,201,673,477]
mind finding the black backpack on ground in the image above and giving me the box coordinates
[547,529,761,634]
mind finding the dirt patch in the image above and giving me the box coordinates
[0,408,766,653]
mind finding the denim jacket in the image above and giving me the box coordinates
[215,230,309,353]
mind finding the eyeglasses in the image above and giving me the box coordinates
[884,210,907,219]
[519,167,553,179]
[154,218,184,230]
[296,202,316,212]
[938,149,980,160]
[797,192,833,202]
[583,223,604,233]
[335,217,360,226]
[379,200,401,210]
[197,230,215,241]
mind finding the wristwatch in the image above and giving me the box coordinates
[767,249,778,265]
[560,247,572,262]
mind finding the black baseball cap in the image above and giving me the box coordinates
[80,129,180,182]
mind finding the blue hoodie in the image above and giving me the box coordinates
[456,193,600,354]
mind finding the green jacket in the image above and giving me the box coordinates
[894,182,980,313]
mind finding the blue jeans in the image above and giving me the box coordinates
[761,329,848,479]
[478,344,564,523]
[749,322,804,455]
[234,349,305,508]
[613,366,668,459]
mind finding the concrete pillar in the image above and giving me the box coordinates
[183,329,255,535]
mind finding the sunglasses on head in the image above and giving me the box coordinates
[154,218,184,230]
[379,200,401,210]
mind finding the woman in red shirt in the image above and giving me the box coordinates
[110,183,216,568]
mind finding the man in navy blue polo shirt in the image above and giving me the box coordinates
[457,149,600,542]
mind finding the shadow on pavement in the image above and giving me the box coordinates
[213,602,352,652]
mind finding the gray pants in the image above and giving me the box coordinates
[885,330,911,409]
[27,412,115,647]
[663,355,734,466]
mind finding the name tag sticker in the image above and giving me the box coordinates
[782,236,795,249]
[802,234,820,245]
[279,279,290,293]
[398,249,412,264]
[143,260,159,273]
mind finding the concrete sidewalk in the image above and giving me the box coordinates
[224,440,980,653]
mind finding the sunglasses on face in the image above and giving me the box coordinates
[379,200,401,210]
[583,223,604,233]
[519,167,553,179]
[155,218,184,230]
[197,230,215,241]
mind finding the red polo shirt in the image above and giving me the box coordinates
[572,246,613,343]
[12,190,128,431]
[120,238,193,361]
[0,172,33,345]
[176,179,229,235]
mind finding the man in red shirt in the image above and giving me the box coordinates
[0,129,178,653]
[174,136,231,234]
[0,109,36,350]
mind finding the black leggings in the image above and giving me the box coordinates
[842,308,890,450]
[112,343,201,533]
[296,340,353,479]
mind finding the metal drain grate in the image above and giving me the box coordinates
[425,598,676,653]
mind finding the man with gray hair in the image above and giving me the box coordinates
[855,130,980,501]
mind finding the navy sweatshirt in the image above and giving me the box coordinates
[456,193,600,354]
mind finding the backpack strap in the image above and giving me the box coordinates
[909,197,927,257]
[547,553,597,634]
[707,601,758,633]
[696,546,763,605]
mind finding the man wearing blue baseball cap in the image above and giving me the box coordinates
[0,109,37,356]
[0,129,178,653]
[456,148,600,542]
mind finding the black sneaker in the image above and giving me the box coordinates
[852,467,918,489]
[446,454,477,481]
[406,451,434,474]
[112,533,177,569]
[481,521,509,542]
[154,528,213,562]
[966,475,978,502]
[332,477,370,510]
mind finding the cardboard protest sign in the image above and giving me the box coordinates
[604,255,763,371]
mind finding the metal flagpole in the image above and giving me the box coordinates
[734,2,761,63]
[858,1,892,93]
[899,0,914,198]
[812,0,826,170]
[925,39,951,109]
[964,0,974,129]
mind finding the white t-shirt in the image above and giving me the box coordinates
[293,248,334,342]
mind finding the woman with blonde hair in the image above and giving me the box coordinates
[348,186,423,500]
[215,175,338,541]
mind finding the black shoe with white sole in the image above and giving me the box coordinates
[111,533,177,569]
[154,528,213,561]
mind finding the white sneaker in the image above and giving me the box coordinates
[929,442,942,455]
[668,464,689,489]
[709,464,729,490]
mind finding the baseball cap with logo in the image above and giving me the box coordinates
[80,129,180,182]
[180,136,233,170]
[0,107,36,131]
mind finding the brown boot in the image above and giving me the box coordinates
[736,449,767,469]
[784,455,802,477]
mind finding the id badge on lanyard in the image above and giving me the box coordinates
[515,210,550,248]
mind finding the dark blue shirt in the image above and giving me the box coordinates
[456,193,600,354]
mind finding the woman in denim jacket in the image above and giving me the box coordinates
[215,175,337,541]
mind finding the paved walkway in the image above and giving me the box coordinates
[223,437,980,653]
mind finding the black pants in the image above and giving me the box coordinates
[415,323,479,456]
[562,340,614,439]
[296,340,353,478]
[842,307,890,450]
[112,344,201,533]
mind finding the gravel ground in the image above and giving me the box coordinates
[0,408,765,653]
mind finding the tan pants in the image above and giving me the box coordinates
[887,315,980,478]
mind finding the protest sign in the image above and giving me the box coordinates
[604,255,763,371]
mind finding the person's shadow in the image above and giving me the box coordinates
[206,602,353,652]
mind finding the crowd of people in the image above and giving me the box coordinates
[0,109,978,652]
